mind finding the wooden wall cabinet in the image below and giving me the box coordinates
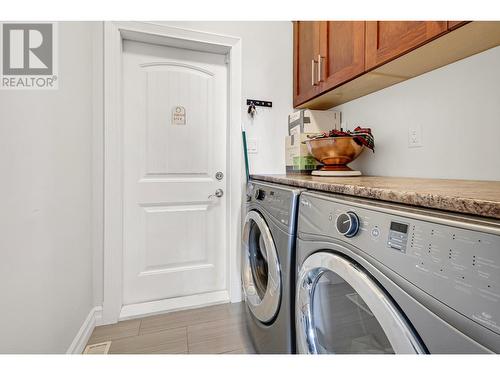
[448,21,468,30]
[293,21,365,107]
[293,21,322,106]
[293,21,500,109]
[319,22,366,93]
[365,21,448,70]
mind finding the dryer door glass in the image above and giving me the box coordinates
[296,252,424,354]
[311,270,393,353]
[242,210,281,323]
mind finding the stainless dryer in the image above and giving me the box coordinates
[242,181,303,353]
[296,191,500,354]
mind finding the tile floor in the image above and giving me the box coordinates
[86,302,255,354]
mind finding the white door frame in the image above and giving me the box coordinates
[102,21,243,324]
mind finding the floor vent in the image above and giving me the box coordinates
[83,341,111,354]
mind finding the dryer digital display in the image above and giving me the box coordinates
[388,221,409,252]
[390,221,408,234]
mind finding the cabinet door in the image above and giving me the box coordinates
[448,21,468,30]
[293,21,322,107]
[365,21,447,70]
[319,21,365,90]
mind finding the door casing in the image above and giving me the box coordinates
[102,22,243,324]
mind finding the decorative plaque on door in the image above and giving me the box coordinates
[172,106,186,125]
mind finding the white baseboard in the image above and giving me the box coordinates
[230,286,243,303]
[94,306,103,326]
[66,306,103,354]
[119,290,230,321]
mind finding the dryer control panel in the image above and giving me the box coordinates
[246,181,302,234]
[298,192,500,337]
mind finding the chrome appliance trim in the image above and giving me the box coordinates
[242,210,282,323]
[296,251,426,354]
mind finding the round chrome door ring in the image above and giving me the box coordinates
[296,251,425,354]
[242,210,282,323]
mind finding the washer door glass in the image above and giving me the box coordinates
[249,222,269,299]
[296,252,425,354]
[242,210,281,323]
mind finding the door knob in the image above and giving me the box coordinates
[208,188,224,199]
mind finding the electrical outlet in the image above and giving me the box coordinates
[408,124,423,148]
[247,138,258,154]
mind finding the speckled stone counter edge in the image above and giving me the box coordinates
[251,175,500,220]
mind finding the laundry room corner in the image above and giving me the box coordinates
[2,3,500,371]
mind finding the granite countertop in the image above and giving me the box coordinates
[251,174,500,219]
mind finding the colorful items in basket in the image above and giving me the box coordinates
[309,126,375,152]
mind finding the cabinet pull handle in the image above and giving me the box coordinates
[317,54,324,83]
[311,59,318,86]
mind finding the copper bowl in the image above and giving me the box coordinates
[305,137,364,171]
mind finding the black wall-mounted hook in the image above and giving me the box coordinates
[246,99,272,108]
[247,101,257,118]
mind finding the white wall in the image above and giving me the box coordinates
[0,22,97,353]
[156,22,293,174]
[335,46,500,181]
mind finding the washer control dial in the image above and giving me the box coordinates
[336,212,360,238]
[254,188,266,201]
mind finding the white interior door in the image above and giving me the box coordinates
[122,39,228,307]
